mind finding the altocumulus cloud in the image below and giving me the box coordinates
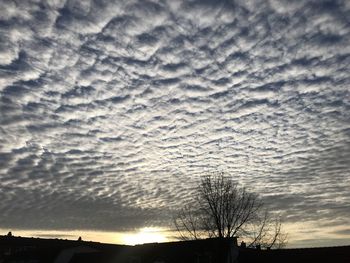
[0,0,350,242]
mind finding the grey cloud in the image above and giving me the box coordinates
[332,229,350,236]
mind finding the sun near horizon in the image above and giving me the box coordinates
[3,222,350,248]
[0,227,170,246]
[122,227,168,245]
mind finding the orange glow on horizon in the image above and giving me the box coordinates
[2,222,350,248]
[122,227,168,245]
[0,227,170,246]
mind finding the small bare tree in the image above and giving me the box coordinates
[243,210,288,249]
[174,173,287,248]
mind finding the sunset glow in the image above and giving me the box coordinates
[122,227,168,245]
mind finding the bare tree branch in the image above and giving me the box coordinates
[174,172,288,249]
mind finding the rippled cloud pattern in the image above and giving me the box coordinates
[0,0,349,241]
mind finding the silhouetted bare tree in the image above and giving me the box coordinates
[174,173,287,249]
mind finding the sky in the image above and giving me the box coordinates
[0,0,349,248]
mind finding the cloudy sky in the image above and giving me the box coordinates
[0,0,349,247]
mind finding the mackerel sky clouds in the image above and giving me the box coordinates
[0,0,349,247]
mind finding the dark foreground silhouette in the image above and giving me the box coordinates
[1,234,350,263]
